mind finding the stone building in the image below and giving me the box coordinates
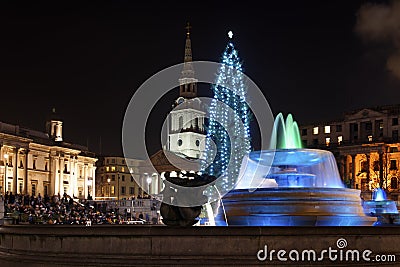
[95,156,143,199]
[0,109,97,199]
[299,105,400,200]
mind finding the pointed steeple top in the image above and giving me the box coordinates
[185,22,191,36]
[179,22,197,98]
[184,22,193,63]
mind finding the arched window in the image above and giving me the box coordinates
[391,177,398,189]
[178,116,183,130]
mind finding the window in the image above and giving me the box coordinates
[338,135,343,145]
[33,159,36,170]
[19,160,23,168]
[31,183,36,196]
[365,122,372,131]
[336,125,342,132]
[178,139,183,146]
[106,159,109,164]
[393,118,398,126]
[19,182,23,194]
[45,162,48,171]
[112,175,115,181]
[195,140,200,147]
[129,187,135,195]
[391,177,398,189]
[301,129,307,136]
[7,182,11,192]
[324,126,331,134]
[111,166,116,171]
[360,161,368,172]
[379,121,384,130]
[178,116,183,129]
[325,137,330,146]
[389,147,398,153]
[112,158,115,163]
[373,160,380,171]
[121,167,125,172]
[111,186,115,195]
[390,160,397,170]
[105,166,109,172]
[393,130,399,141]
[313,127,318,135]
[312,139,318,146]
[122,175,125,182]
[44,185,48,196]
[368,135,373,142]
[121,186,126,195]
[64,163,68,173]
[122,159,125,164]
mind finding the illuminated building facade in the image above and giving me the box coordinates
[300,105,400,201]
[0,109,97,199]
[95,156,144,199]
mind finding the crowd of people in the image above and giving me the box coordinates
[1,191,159,225]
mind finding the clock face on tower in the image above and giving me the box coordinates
[176,97,185,105]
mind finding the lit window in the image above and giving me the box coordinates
[313,127,319,135]
[338,135,343,145]
[368,135,373,142]
[121,167,125,172]
[325,137,330,146]
[324,126,331,134]
[105,167,109,172]
[111,166,116,171]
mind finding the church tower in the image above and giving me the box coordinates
[167,23,206,159]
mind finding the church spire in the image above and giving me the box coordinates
[179,22,197,98]
[184,22,192,63]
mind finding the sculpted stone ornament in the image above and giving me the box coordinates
[160,172,216,226]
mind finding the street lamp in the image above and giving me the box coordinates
[146,176,152,196]
[117,172,120,201]
[107,178,111,199]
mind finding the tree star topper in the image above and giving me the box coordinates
[228,30,233,39]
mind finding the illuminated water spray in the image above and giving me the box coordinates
[270,113,302,149]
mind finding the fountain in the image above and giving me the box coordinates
[362,188,399,226]
[215,113,376,226]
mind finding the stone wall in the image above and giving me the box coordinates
[0,225,399,266]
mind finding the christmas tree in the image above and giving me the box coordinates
[202,31,251,193]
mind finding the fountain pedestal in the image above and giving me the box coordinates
[216,187,376,226]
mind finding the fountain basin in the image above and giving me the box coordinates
[216,187,376,226]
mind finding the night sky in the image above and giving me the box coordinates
[1,0,400,157]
